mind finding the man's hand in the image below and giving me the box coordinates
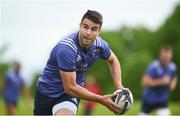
[99,93,122,114]
[161,75,171,85]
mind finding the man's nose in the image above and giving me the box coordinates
[87,29,91,35]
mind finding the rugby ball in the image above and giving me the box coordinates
[112,88,133,114]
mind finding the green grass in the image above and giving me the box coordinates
[0,98,180,115]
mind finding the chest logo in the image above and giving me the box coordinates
[92,49,100,58]
[77,55,82,62]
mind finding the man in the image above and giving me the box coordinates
[3,62,29,115]
[34,10,124,115]
[140,45,178,116]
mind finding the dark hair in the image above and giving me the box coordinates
[81,10,103,27]
[13,61,21,68]
[160,44,172,51]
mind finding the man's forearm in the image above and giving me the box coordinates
[65,83,103,103]
[170,77,177,90]
[107,51,122,89]
[108,62,122,89]
[60,70,103,104]
[143,79,162,87]
[142,75,168,87]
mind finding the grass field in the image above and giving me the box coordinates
[0,98,180,115]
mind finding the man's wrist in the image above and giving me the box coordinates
[96,95,103,104]
[115,83,123,89]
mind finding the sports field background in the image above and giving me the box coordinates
[0,2,180,116]
[0,99,180,115]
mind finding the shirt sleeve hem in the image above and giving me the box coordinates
[103,51,111,60]
[59,68,76,72]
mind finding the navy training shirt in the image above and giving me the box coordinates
[3,71,24,103]
[37,32,111,97]
[143,60,177,103]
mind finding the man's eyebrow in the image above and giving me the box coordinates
[82,23,99,29]
[92,26,98,29]
[82,23,88,26]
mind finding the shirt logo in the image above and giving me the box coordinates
[92,49,100,58]
[77,55,82,62]
[81,63,88,68]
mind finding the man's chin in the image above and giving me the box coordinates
[83,41,91,45]
[82,43,91,48]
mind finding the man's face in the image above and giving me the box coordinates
[159,48,172,66]
[78,18,101,48]
[15,63,21,74]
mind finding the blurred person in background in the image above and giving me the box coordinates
[140,45,178,116]
[83,75,102,115]
[3,62,31,115]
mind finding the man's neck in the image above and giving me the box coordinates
[160,60,169,68]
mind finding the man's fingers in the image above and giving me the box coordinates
[108,102,121,114]
[110,93,117,98]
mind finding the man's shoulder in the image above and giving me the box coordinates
[57,33,78,53]
[5,71,15,79]
[149,60,159,68]
[169,62,177,71]
[6,71,14,76]
[93,36,107,47]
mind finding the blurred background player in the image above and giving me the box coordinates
[3,62,31,115]
[83,75,102,115]
[140,45,178,116]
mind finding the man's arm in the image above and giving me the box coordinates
[170,76,177,90]
[60,70,121,114]
[106,51,123,89]
[60,71,102,102]
[141,74,170,87]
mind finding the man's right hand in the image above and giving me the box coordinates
[161,75,171,85]
[99,93,122,114]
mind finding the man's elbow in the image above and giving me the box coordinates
[141,77,149,87]
[64,85,75,96]
[141,75,152,87]
[141,79,146,87]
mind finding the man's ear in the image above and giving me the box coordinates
[98,27,101,33]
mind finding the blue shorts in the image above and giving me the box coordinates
[3,94,18,106]
[4,98,17,106]
[33,89,80,115]
[141,100,168,113]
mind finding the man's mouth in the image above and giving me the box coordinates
[84,36,90,40]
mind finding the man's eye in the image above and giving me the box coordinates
[83,25,89,30]
[91,28,97,32]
